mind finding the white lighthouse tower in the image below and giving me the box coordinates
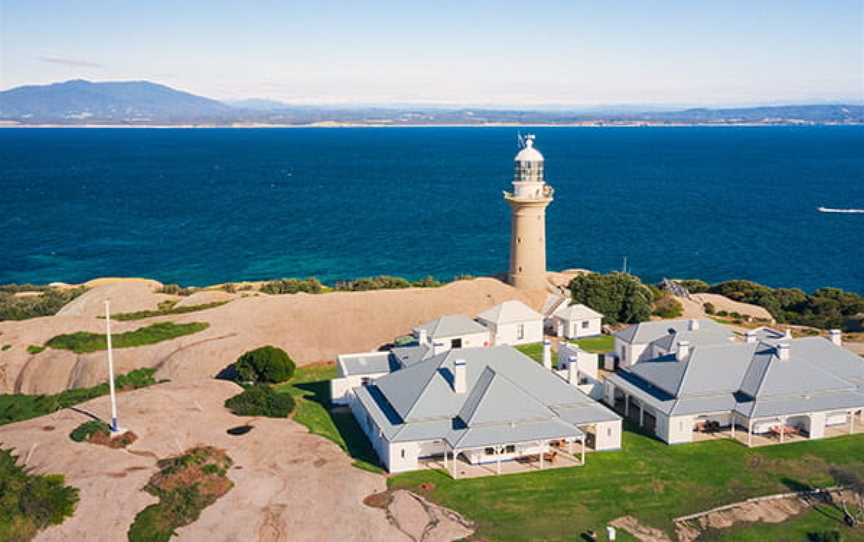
[504,135,554,290]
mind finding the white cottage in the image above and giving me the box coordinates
[550,302,603,339]
[476,300,544,346]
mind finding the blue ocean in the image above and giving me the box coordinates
[1,127,862,293]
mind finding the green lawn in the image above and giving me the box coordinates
[699,507,864,542]
[45,321,209,353]
[388,425,864,542]
[273,364,384,473]
[573,334,614,353]
[515,335,615,364]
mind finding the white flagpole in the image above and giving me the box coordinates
[105,300,119,432]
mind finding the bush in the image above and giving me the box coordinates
[677,279,711,293]
[157,284,193,296]
[224,385,295,417]
[334,275,412,292]
[411,276,442,288]
[0,447,79,541]
[69,420,110,442]
[0,286,87,322]
[260,278,323,295]
[233,346,295,384]
[568,272,653,325]
[703,302,716,315]
[652,296,684,319]
[26,345,45,355]
[808,531,843,542]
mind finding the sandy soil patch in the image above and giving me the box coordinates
[683,293,774,322]
[0,379,415,542]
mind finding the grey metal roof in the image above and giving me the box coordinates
[608,335,864,419]
[390,344,433,367]
[356,345,620,446]
[413,314,488,339]
[476,300,543,325]
[338,351,399,376]
[614,319,733,346]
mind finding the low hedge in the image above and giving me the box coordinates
[224,386,295,417]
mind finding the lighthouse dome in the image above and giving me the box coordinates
[514,135,544,162]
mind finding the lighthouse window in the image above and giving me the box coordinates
[517,324,525,340]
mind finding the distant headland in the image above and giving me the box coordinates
[1,80,862,127]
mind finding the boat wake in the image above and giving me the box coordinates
[818,207,864,214]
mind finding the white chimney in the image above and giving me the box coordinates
[777,342,791,361]
[689,319,700,331]
[568,356,579,386]
[829,329,842,346]
[542,340,552,370]
[453,359,467,393]
[676,340,691,361]
[784,328,793,339]
[745,330,757,344]
[417,328,428,345]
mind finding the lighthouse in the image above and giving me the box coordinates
[504,135,553,290]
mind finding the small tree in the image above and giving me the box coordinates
[703,302,716,315]
[569,272,653,325]
[233,346,295,384]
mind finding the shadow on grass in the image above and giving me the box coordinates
[781,477,850,527]
[294,380,383,472]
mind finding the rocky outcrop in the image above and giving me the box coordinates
[1,277,547,394]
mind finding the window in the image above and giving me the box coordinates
[505,445,516,453]
[582,320,590,329]
[607,428,612,437]
[484,447,495,456]
[401,449,406,458]
[517,324,525,340]
[360,377,371,386]
[451,338,462,348]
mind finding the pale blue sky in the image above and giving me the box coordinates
[1,0,862,106]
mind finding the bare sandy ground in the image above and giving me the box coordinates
[0,277,546,394]
[678,293,774,322]
[0,379,468,542]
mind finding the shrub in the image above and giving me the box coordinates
[0,447,79,541]
[233,346,295,384]
[334,275,412,292]
[26,345,45,355]
[128,447,233,542]
[157,284,193,296]
[717,310,729,317]
[677,279,711,294]
[69,420,110,442]
[703,302,716,315]
[568,272,653,325]
[808,531,842,542]
[652,296,684,319]
[0,286,87,322]
[260,278,323,295]
[411,276,442,288]
[224,385,295,417]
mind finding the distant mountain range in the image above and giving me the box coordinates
[1,79,862,126]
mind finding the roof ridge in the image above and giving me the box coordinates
[400,351,450,421]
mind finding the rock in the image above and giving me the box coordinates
[0,380,410,542]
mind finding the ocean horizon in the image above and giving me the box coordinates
[2,126,863,293]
